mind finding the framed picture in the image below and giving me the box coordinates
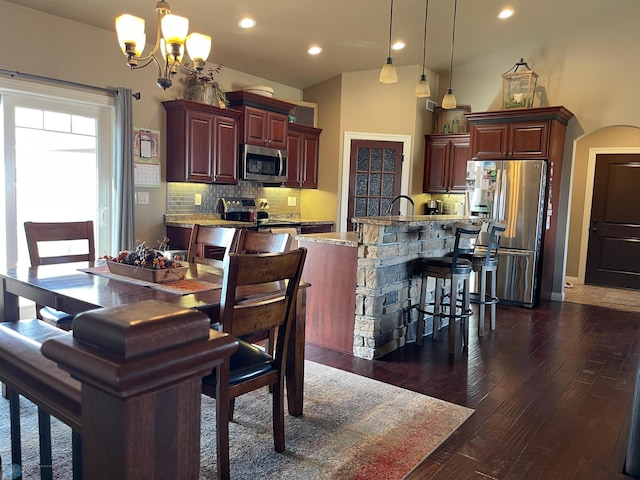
[286,100,319,127]
[433,105,471,134]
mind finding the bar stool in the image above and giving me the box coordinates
[416,223,481,356]
[468,222,507,336]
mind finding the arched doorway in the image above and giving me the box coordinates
[566,125,640,288]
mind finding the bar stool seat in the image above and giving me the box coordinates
[416,223,481,357]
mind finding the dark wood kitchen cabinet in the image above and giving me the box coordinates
[286,124,322,188]
[466,107,573,161]
[423,133,470,193]
[226,91,295,151]
[237,106,288,149]
[162,100,241,184]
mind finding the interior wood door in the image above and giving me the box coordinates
[347,140,403,231]
[585,153,640,289]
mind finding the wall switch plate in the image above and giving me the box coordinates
[195,193,202,205]
[138,191,150,205]
[288,196,297,206]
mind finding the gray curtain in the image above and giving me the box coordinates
[114,87,135,250]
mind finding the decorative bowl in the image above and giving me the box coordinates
[107,261,188,283]
[243,85,274,97]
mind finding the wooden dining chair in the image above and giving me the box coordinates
[234,229,292,254]
[186,224,238,268]
[232,229,294,354]
[24,220,95,331]
[201,248,307,467]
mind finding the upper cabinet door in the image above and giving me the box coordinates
[266,111,288,149]
[243,106,268,146]
[509,121,549,158]
[469,124,509,160]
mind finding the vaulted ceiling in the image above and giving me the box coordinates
[6,0,627,90]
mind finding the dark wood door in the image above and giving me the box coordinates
[585,153,640,289]
[347,140,403,230]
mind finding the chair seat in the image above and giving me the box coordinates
[39,306,74,330]
[203,339,275,387]
[421,256,473,275]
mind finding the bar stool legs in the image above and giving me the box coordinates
[417,272,473,357]
[473,263,498,337]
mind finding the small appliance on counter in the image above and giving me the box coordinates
[424,199,441,215]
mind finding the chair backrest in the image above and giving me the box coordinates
[484,222,507,262]
[266,228,299,250]
[24,221,95,266]
[219,248,307,368]
[186,224,238,267]
[234,229,292,254]
[450,223,482,270]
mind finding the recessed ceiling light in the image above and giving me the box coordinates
[498,8,514,19]
[391,41,406,51]
[308,46,323,55]
[238,17,256,28]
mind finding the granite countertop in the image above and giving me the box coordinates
[353,214,482,226]
[164,214,334,228]
[298,232,359,247]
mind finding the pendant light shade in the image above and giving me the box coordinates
[379,0,398,84]
[442,0,458,109]
[415,0,431,97]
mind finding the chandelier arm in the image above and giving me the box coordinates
[129,56,159,71]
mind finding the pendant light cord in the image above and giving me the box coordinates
[448,0,458,90]
[421,0,429,76]
[387,0,394,58]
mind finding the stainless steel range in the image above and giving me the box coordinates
[219,197,302,231]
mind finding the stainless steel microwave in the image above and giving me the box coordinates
[241,144,288,182]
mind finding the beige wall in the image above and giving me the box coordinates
[301,65,438,225]
[1,1,302,244]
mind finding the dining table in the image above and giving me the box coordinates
[0,260,308,417]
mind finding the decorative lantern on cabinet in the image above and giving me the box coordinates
[501,58,538,109]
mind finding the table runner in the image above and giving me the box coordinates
[80,265,221,295]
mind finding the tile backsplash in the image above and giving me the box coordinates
[167,182,301,217]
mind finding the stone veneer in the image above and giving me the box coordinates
[352,217,472,360]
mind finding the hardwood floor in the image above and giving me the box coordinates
[306,295,640,479]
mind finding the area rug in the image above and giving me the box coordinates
[0,360,473,479]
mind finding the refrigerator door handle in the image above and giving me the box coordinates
[496,167,507,221]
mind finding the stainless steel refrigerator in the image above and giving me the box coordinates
[465,159,547,307]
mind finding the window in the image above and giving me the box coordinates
[0,79,114,270]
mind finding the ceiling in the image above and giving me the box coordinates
[6,0,623,90]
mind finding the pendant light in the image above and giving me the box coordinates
[415,0,431,97]
[441,0,458,109]
[379,0,398,84]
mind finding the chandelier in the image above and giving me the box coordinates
[115,1,212,90]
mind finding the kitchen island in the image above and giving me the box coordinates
[299,215,482,359]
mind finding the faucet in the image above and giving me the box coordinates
[386,195,415,217]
